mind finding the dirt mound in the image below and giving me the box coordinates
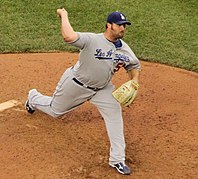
[0,52,197,178]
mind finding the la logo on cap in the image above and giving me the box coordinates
[120,14,125,20]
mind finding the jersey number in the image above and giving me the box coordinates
[114,62,125,72]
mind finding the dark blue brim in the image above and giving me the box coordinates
[115,21,131,25]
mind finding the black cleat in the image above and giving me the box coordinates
[25,100,35,114]
[109,162,132,175]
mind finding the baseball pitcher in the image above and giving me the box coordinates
[25,9,141,175]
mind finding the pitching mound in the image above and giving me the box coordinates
[0,52,197,178]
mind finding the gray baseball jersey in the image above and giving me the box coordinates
[70,32,140,88]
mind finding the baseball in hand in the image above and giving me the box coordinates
[57,8,67,17]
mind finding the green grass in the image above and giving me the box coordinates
[0,0,197,72]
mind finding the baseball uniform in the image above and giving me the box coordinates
[27,32,140,165]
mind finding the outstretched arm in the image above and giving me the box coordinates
[57,8,78,42]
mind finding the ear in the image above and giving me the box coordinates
[106,22,112,29]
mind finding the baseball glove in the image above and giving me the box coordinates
[112,80,139,107]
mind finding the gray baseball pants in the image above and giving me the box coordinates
[27,67,126,165]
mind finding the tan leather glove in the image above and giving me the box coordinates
[112,80,139,107]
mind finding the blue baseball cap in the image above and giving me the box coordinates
[107,11,131,25]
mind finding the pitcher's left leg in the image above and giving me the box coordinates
[90,82,126,165]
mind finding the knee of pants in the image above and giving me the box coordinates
[50,112,61,118]
[49,108,66,118]
[47,106,64,118]
[50,103,73,118]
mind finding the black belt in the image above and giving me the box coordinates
[72,78,100,91]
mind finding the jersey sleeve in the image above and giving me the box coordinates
[123,42,141,71]
[67,32,92,49]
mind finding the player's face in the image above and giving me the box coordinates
[111,23,126,39]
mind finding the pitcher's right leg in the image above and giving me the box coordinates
[26,68,95,117]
